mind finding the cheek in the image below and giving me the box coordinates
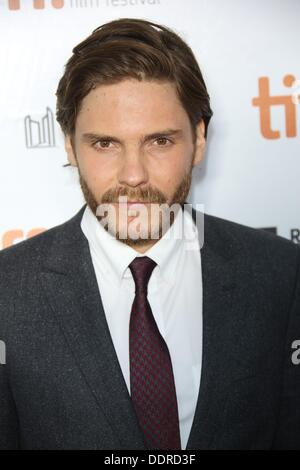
[78,154,116,196]
[79,149,105,174]
[153,156,187,186]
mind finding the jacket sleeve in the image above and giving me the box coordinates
[271,245,300,449]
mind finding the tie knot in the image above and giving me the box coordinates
[129,256,157,294]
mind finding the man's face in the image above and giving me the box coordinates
[65,78,206,252]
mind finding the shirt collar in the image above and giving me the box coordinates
[80,204,197,285]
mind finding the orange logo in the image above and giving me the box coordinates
[1,228,46,249]
[252,75,300,139]
[8,0,64,9]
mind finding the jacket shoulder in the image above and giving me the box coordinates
[203,211,300,257]
[203,212,300,306]
[0,206,86,271]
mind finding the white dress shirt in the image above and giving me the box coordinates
[80,204,203,450]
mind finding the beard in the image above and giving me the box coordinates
[78,164,193,249]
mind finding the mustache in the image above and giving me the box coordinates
[101,187,167,204]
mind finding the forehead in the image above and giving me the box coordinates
[76,78,189,132]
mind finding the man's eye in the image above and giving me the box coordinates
[94,140,112,149]
[92,137,173,151]
[154,137,172,146]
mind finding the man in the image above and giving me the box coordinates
[0,18,300,450]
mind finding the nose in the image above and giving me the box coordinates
[117,147,149,188]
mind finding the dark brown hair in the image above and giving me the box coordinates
[55,17,213,147]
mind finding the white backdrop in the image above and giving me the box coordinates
[0,0,299,250]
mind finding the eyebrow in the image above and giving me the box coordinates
[81,128,183,144]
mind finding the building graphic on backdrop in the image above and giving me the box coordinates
[24,107,56,148]
[252,74,300,139]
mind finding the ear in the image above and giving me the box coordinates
[192,119,206,167]
[64,134,77,167]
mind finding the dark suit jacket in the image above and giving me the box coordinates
[0,204,300,450]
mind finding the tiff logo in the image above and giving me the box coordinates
[8,0,65,8]
[0,340,6,365]
[1,228,46,249]
[252,74,300,139]
[8,0,102,8]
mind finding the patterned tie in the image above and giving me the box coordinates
[128,256,181,450]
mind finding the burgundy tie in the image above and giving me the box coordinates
[128,256,181,450]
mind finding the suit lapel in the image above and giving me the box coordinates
[39,205,146,449]
[186,208,247,449]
